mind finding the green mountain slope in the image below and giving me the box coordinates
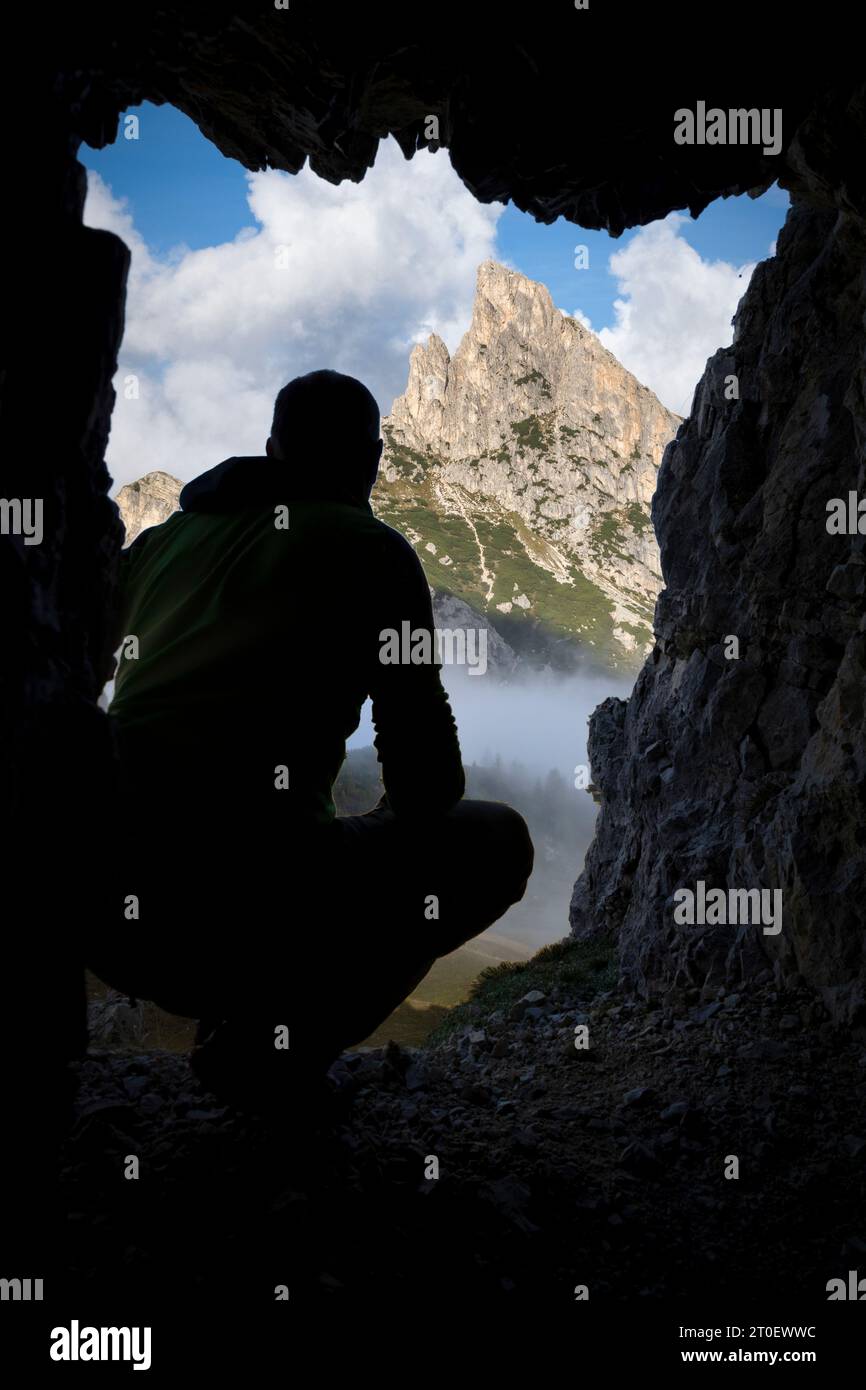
[373,260,680,672]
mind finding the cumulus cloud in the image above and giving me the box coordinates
[84,139,502,488]
[575,213,757,416]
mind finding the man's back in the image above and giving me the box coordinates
[93,373,531,1071]
[109,455,464,830]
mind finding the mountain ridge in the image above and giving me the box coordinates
[374,260,680,668]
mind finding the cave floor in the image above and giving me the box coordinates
[48,970,866,1318]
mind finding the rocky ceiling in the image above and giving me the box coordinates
[50,9,860,232]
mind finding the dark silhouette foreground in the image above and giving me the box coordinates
[93,370,533,1099]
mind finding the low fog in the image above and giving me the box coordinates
[349,663,631,770]
[102,643,634,952]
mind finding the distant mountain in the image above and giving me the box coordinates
[114,261,679,671]
[374,260,680,670]
[114,469,183,541]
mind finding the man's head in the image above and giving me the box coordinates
[266,369,383,503]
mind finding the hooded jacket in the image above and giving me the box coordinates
[108,455,465,828]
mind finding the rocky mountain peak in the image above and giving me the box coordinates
[115,470,184,545]
[378,260,680,664]
[389,260,677,465]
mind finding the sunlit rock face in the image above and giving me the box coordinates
[115,472,184,545]
[378,261,678,665]
[571,193,866,1022]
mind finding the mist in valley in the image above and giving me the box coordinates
[99,644,637,1047]
[342,660,635,1009]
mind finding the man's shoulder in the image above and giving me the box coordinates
[367,513,418,557]
[366,515,430,586]
[318,503,420,565]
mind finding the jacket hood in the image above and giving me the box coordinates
[179,456,374,513]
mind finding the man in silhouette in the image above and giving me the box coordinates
[95,369,533,1100]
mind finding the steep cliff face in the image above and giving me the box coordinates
[571,198,866,1022]
[376,261,679,666]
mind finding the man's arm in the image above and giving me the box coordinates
[368,530,465,819]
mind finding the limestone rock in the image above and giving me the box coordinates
[377,261,680,667]
[116,472,183,546]
[571,200,866,1023]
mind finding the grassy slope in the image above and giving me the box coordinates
[374,434,654,670]
[374,484,620,660]
[424,933,617,1046]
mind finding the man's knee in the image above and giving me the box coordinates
[492,799,533,865]
[457,799,534,901]
[495,803,534,901]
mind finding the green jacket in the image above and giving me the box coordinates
[108,455,465,827]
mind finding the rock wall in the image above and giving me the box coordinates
[383,260,678,646]
[571,189,866,1021]
[2,74,131,1257]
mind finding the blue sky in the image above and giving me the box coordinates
[86,103,788,336]
[497,189,788,333]
[85,105,254,256]
[83,102,790,488]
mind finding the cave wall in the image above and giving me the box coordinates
[2,72,132,1263]
[571,90,866,1022]
[4,78,129,1031]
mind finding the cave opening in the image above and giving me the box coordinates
[5,9,865,1335]
[79,96,790,1058]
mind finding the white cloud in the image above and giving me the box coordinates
[575,213,756,416]
[84,140,502,488]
